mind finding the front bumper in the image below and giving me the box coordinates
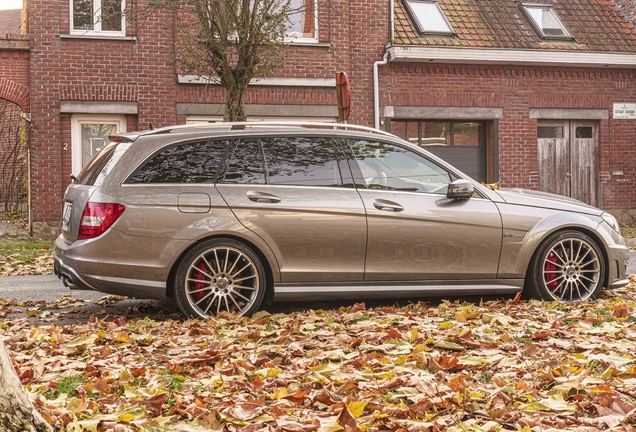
[606,243,630,289]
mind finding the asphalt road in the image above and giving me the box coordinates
[1,251,635,324]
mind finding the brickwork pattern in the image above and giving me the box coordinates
[29,0,177,222]
[380,63,636,210]
[23,0,636,224]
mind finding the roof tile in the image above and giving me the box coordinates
[394,0,636,52]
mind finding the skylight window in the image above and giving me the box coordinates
[522,3,572,39]
[404,0,454,35]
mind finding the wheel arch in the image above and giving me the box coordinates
[166,233,278,305]
[522,225,610,289]
[513,209,610,288]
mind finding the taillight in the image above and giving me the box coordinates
[77,202,125,240]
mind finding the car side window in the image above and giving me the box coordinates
[261,137,344,187]
[127,140,230,184]
[221,139,266,184]
[348,140,453,195]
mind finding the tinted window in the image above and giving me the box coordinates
[128,140,229,184]
[261,137,343,187]
[77,141,121,186]
[222,139,266,184]
[349,140,453,195]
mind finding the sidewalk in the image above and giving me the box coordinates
[0,221,28,236]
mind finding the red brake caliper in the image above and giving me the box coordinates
[193,262,206,299]
[544,252,558,290]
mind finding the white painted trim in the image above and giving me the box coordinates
[71,114,126,175]
[388,46,636,68]
[177,75,335,87]
[69,0,126,37]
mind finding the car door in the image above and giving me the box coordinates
[215,136,367,283]
[344,138,503,281]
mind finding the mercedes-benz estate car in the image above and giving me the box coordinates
[53,122,630,319]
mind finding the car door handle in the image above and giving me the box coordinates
[247,191,281,203]
[373,199,404,212]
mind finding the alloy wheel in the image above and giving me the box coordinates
[185,246,260,317]
[542,238,601,301]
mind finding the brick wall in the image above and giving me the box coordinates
[29,0,177,224]
[0,34,29,111]
[176,0,389,127]
[25,0,636,226]
[380,64,636,210]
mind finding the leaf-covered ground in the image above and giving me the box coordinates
[1,277,636,432]
[0,236,53,276]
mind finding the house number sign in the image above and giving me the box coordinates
[613,103,636,119]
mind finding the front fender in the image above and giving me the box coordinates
[496,203,603,279]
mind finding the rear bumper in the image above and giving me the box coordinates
[53,230,189,300]
[53,253,95,291]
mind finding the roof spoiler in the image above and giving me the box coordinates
[108,134,135,143]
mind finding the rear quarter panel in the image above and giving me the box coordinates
[95,185,281,282]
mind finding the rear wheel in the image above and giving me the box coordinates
[525,230,605,302]
[174,238,266,318]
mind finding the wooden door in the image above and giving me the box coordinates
[537,120,598,206]
[570,121,598,206]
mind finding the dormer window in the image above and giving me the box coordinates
[403,0,454,35]
[521,3,572,39]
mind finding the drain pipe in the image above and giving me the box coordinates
[373,51,390,130]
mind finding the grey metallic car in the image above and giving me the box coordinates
[53,122,630,318]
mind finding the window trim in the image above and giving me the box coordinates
[70,0,126,37]
[388,120,486,148]
[71,114,126,175]
[284,0,319,43]
[520,3,573,41]
[403,0,455,36]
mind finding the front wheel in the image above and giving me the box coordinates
[174,238,266,318]
[525,230,605,302]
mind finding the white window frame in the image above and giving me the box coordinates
[70,0,126,37]
[285,0,319,43]
[71,114,126,175]
[521,3,572,40]
[403,0,455,36]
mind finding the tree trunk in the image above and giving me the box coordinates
[224,83,247,122]
[0,338,52,431]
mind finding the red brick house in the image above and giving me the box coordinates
[8,0,636,234]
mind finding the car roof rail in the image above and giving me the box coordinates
[133,121,395,137]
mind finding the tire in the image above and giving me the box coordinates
[525,230,605,302]
[174,238,266,318]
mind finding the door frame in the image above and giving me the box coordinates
[71,114,127,175]
[537,119,599,207]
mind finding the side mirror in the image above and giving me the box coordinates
[447,179,474,200]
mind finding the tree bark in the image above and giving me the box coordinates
[224,83,247,122]
[0,338,52,432]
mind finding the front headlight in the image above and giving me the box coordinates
[601,213,621,234]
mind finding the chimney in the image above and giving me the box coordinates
[614,0,636,27]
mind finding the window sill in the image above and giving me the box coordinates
[60,34,136,42]
[285,41,330,48]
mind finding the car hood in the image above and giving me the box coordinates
[494,188,603,215]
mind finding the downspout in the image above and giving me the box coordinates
[373,51,390,130]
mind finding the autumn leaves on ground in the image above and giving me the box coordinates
[0,278,635,431]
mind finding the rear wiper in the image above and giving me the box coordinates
[70,174,78,182]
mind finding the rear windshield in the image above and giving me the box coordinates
[76,141,126,186]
